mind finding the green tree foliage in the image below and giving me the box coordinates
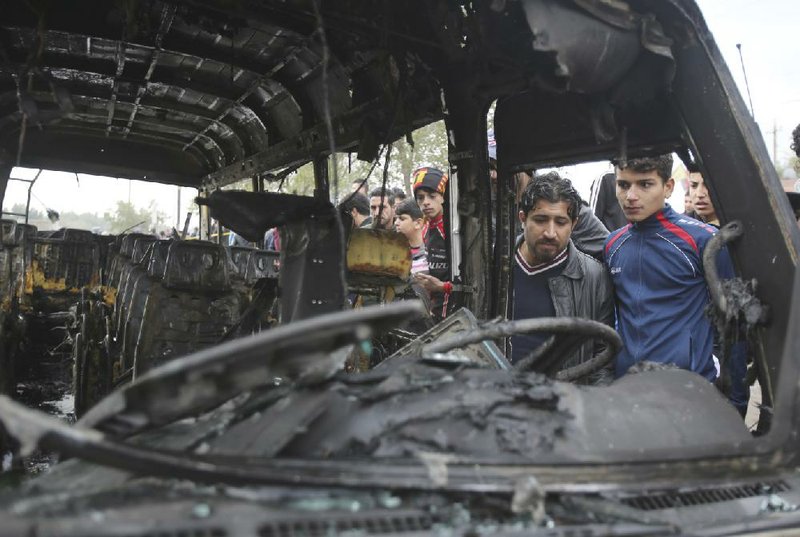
[6,203,108,231]
[103,200,166,234]
[333,121,448,200]
[7,203,43,221]
[259,121,449,202]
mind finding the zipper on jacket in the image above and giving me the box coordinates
[633,231,643,363]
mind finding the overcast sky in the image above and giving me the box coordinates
[696,0,800,162]
[4,0,799,227]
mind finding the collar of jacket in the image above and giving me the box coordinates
[560,241,584,280]
[513,236,583,280]
[425,213,445,239]
[630,204,677,232]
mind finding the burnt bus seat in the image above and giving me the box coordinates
[227,246,254,281]
[225,246,258,317]
[93,234,116,285]
[104,234,125,286]
[217,247,281,339]
[113,236,157,339]
[226,245,256,300]
[62,228,95,243]
[240,249,281,333]
[245,250,280,285]
[132,241,240,378]
[120,240,171,371]
[0,221,36,312]
[0,220,16,246]
[22,229,100,313]
[104,233,153,307]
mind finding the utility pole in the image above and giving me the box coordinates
[772,119,778,164]
[177,186,181,229]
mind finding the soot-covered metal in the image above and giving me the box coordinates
[0,1,799,535]
[0,0,447,188]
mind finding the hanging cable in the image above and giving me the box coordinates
[311,0,338,201]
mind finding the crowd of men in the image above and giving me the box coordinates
[229,125,800,421]
[337,148,760,418]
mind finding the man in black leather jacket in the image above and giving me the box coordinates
[509,172,616,384]
[510,170,609,260]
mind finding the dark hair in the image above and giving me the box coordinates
[792,124,800,158]
[369,187,395,206]
[615,154,673,183]
[392,187,407,201]
[395,199,423,220]
[519,171,582,221]
[338,192,370,216]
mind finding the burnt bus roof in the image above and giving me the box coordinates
[0,0,449,188]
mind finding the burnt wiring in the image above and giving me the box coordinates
[274,163,305,193]
[312,0,339,201]
[339,76,406,206]
[703,220,770,426]
[375,142,394,227]
[347,144,388,202]
[703,222,768,344]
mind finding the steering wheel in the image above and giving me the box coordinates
[422,317,621,382]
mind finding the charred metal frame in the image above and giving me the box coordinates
[0,0,797,482]
[488,0,800,467]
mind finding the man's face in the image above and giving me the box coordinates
[688,172,717,221]
[414,189,444,219]
[519,200,575,264]
[370,196,395,229]
[615,168,674,222]
[394,214,421,239]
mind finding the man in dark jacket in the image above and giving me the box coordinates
[338,193,372,229]
[510,172,615,384]
[511,170,609,260]
[590,172,628,231]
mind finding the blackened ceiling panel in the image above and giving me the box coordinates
[0,0,445,187]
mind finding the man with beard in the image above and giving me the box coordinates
[510,172,615,384]
[369,187,396,230]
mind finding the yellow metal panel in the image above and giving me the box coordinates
[346,228,411,282]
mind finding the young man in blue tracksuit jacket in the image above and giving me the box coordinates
[604,155,741,393]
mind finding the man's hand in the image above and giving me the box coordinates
[414,273,446,293]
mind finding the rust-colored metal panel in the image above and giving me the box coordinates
[346,228,411,284]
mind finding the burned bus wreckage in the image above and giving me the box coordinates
[0,0,798,535]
